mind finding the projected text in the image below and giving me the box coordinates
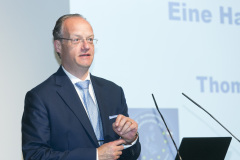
[197,76,240,93]
[169,2,240,25]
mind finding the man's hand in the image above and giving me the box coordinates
[98,139,125,160]
[112,114,138,144]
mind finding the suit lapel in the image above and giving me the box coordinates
[55,67,99,147]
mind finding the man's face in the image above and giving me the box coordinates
[55,17,95,73]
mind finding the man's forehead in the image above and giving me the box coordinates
[64,16,87,24]
[62,17,93,33]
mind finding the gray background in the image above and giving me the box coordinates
[0,1,68,159]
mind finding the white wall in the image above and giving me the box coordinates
[0,1,69,159]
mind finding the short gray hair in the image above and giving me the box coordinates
[52,14,85,40]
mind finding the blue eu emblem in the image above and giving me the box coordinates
[129,108,179,160]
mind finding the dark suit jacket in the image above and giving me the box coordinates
[22,67,141,160]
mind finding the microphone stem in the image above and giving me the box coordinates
[182,93,240,143]
[152,94,182,160]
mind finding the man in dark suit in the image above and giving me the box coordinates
[22,14,141,160]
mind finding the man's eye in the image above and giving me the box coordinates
[73,39,80,42]
[87,38,93,42]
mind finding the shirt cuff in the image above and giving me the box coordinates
[123,133,139,149]
[96,133,139,159]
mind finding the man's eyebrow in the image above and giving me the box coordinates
[86,35,94,38]
[71,34,94,38]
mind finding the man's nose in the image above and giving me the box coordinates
[81,39,90,51]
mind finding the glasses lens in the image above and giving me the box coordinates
[93,39,98,44]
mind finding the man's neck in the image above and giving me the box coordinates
[62,65,89,80]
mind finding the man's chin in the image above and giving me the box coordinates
[77,64,92,70]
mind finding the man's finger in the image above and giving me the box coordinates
[118,117,128,132]
[115,114,123,126]
[115,145,124,152]
[120,121,132,134]
[115,150,122,156]
[113,138,126,146]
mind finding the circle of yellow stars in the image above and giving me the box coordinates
[141,131,169,159]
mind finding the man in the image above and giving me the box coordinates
[22,14,141,160]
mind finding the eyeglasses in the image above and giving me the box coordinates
[57,37,98,45]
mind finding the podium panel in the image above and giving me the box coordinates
[129,108,179,160]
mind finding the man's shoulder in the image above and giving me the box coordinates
[29,67,64,94]
[90,74,121,88]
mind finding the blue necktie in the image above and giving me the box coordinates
[75,80,104,145]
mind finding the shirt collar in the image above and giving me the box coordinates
[62,66,91,84]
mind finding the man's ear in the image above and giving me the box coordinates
[54,40,62,55]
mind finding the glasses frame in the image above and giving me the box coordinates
[57,37,98,45]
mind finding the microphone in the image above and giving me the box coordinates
[182,93,240,143]
[151,94,182,160]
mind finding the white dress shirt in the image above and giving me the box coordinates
[62,66,137,160]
